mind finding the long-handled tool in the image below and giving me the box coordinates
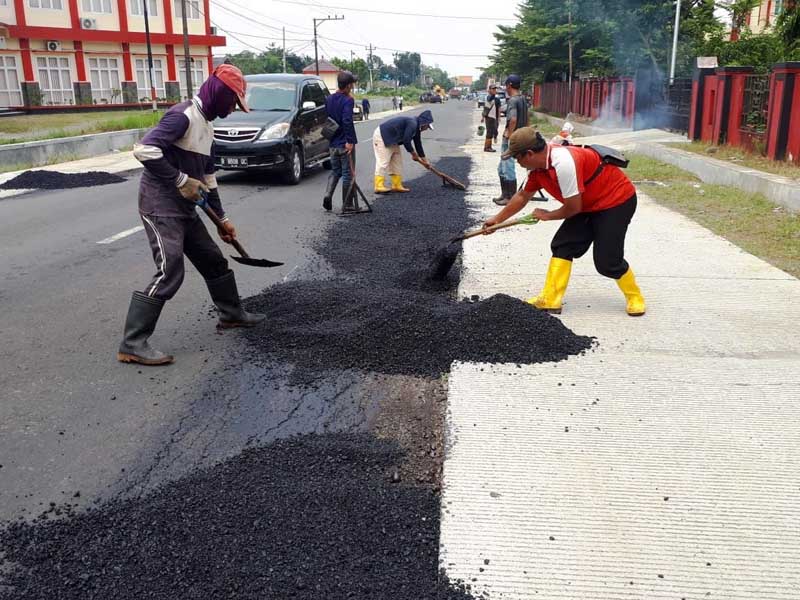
[196,193,284,268]
[420,162,467,191]
[428,213,539,281]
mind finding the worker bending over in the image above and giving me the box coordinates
[118,65,265,366]
[372,110,434,194]
[484,127,646,316]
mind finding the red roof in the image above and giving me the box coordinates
[303,59,340,74]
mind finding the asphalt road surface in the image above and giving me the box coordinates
[0,100,476,522]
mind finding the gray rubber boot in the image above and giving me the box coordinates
[323,173,340,211]
[342,182,357,213]
[117,292,174,366]
[493,179,514,206]
[206,271,266,329]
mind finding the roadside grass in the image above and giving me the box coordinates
[627,152,800,278]
[529,114,561,138]
[0,110,163,145]
[666,141,800,181]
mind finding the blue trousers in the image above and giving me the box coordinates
[497,136,516,181]
[329,147,354,191]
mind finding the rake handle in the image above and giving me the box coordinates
[454,214,537,242]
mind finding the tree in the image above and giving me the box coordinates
[224,46,313,75]
[422,65,451,89]
[775,1,800,57]
[330,57,370,85]
[394,52,422,85]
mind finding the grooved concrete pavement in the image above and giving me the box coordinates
[439,111,800,598]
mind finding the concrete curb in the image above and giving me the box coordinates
[0,128,149,171]
[532,110,629,136]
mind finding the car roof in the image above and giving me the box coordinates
[245,73,323,83]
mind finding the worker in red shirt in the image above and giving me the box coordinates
[483,127,646,316]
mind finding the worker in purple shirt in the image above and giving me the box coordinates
[322,71,359,213]
[117,64,264,366]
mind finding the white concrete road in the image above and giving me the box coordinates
[440,111,800,599]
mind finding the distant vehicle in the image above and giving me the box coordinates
[213,74,331,185]
[420,92,442,103]
[353,102,364,121]
[496,90,508,116]
[477,92,487,108]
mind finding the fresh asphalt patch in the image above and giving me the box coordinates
[0,152,592,599]
[0,170,126,190]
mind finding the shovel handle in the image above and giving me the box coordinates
[196,194,250,258]
[453,213,538,242]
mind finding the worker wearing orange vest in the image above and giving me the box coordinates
[483,127,646,316]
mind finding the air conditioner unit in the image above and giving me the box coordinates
[0,37,6,50]
[46,40,62,52]
[81,18,98,30]
[210,26,217,35]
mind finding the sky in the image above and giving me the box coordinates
[208,0,522,79]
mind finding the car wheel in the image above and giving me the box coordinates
[283,145,303,185]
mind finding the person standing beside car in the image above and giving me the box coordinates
[362,97,370,120]
[494,74,529,206]
[481,83,501,153]
[323,71,359,213]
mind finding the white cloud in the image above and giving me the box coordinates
[209,0,520,79]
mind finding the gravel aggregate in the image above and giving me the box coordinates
[0,170,126,190]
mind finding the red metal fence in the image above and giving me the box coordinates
[531,61,800,164]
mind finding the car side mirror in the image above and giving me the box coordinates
[302,101,316,111]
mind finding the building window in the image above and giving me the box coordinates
[36,56,73,104]
[135,57,165,100]
[130,0,157,16]
[774,0,784,14]
[178,58,205,99]
[88,57,122,104]
[29,0,63,8]
[173,0,200,19]
[82,0,112,13]
[0,56,23,107]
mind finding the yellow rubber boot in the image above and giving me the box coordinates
[390,174,410,193]
[374,175,391,194]
[526,257,572,314]
[616,268,646,316]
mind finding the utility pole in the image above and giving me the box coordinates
[142,0,157,111]
[181,0,192,98]
[282,27,287,73]
[350,49,355,72]
[669,0,681,84]
[567,0,573,99]
[366,44,375,91]
[313,15,344,75]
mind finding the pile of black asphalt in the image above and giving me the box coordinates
[0,154,591,600]
[0,434,478,600]
[0,170,125,190]
[242,155,594,379]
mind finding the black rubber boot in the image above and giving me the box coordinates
[323,173,340,211]
[206,271,266,329]
[342,182,357,213]
[117,291,174,366]
[492,178,508,206]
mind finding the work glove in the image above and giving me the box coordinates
[177,176,209,201]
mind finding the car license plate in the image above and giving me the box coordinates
[222,157,248,167]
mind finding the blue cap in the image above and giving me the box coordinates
[504,74,522,88]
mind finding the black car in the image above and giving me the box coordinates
[419,92,442,104]
[213,74,331,185]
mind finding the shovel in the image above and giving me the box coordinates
[196,192,284,268]
[428,213,539,281]
[420,161,467,191]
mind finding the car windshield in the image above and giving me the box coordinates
[245,81,296,111]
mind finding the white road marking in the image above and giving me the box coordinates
[96,225,144,245]
[282,265,299,282]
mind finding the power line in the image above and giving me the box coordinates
[271,0,517,22]
[211,0,310,35]
[214,0,314,33]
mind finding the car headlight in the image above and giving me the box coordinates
[259,122,290,141]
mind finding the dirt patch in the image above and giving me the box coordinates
[0,170,125,190]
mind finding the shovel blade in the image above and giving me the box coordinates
[231,255,284,268]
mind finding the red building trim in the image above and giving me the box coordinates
[203,0,211,34]
[117,0,129,34]
[68,0,81,30]
[13,0,27,27]
[8,24,225,47]
[19,39,34,81]
[207,47,212,74]
[122,42,133,80]
[164,0,175,34]
[166,45,177,80]
[74,40,87,81]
